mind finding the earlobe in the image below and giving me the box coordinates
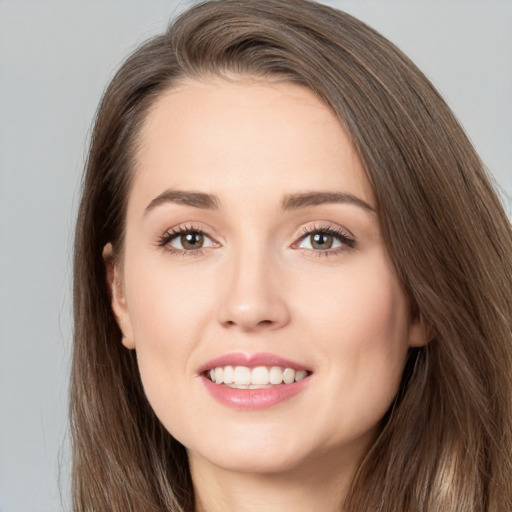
[408,313,433,348]
[102,243,136,350]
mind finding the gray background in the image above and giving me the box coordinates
[1,1,510,510]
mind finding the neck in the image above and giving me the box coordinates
[189,449,357,512]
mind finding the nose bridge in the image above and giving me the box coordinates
[217,232,289,331]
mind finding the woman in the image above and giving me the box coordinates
[70,0,512,510]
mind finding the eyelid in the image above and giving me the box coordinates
[291,223,356,254]
[157,221,356,257]
[157,223,220,254]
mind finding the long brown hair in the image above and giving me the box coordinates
[71,1,512,510]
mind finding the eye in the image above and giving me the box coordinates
[171,231,208,250]
[159,226,218,253]
[295,225,355,253]
[299,232,340,250]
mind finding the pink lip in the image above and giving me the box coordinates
[198,352,312,411]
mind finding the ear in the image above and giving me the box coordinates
[103,243,135,349]
[408,312,432,348]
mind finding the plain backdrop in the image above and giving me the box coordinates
[0,1,511,510]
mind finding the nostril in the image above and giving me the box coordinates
[223,318,274,328]
[218,292,291,332]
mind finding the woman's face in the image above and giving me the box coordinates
[107,77,427,477]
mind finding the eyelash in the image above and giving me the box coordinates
[157,223,356,257]
[157,224,213,257]
[293,224,356,256]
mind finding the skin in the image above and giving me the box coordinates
[105,77,428,512]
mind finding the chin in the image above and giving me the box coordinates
[196,448,307,475]
[186,430,313,475]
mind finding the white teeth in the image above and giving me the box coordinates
[234,366,251,385]
[223,365,234,384]
[251,366,269,385]
[214,367,224,384]
[294,370,308,382]
[282,368,296,384]
[206,365,309,387]
[269,366,283,384]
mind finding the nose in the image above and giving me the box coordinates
[217,246,291,332]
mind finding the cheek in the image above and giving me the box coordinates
[126,254,213,343]
[299,251,411,352]
[297,254,411,432]
[122,259,209,407]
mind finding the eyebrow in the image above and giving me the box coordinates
[145,189,220,214]
[282,192,375,212]
[144,189,375,214]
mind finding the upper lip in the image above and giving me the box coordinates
[198,352,312,374]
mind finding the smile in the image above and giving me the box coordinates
[199,353,313,409]
[206,365,310,388]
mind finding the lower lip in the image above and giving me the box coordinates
[201,376,311,410]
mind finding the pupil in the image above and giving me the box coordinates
[181,232,203,250]
[312,232,333,250]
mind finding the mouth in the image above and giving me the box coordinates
[199,353,313,409]
[204,365,311,389]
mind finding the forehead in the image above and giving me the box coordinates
[130,77,373,212]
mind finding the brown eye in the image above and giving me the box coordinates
[310,232,333,250]
[180,232,204,250]
[296,227,354,253]
[165,229,217,252]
